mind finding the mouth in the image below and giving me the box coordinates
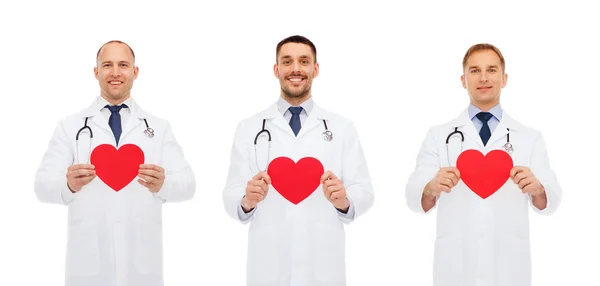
[286,76,305,85]
[108,80,123,86]
[477,86,492,91]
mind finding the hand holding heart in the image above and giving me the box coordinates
[510,166,544,197]
[321,171,349,211]
[242,171,271,212]
[66,164,97,193]
[138,164,165,193]
[423,167,461,199]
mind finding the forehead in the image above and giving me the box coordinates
[97,43,134,62]
[278,42,314,59]
[465,50,502,67]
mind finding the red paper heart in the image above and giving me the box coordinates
[456,149,513,199]
[90,144,145,192]
[267,157,324,204]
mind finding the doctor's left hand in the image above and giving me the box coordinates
[510,166,545,197]
[138,164,165,193]
[321,171,350,212]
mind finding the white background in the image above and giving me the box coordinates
[0,0,598,285]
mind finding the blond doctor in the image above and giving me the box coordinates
[34,40,195,286]
[406,43,562,286]
[223,35,374,286]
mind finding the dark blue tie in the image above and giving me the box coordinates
[476,112,493,146]
[105,104,128,145]
[288,106,303,136]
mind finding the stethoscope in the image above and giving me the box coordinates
[445,127,513,166]
[253,119,333,171]
[75,117,154,163]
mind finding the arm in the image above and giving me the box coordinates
[405,128,441,214]
[337,121,374,224]
[223,122,255,224]
[34,121,76,205]
[528,133,562,214]
[153,123,196,202]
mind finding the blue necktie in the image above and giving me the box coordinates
[288,106,303,136]
[476,112,493,146]
[105,104,128,145]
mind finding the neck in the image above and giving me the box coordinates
[471,100,499,112]
[281,93,311,106]
[101,93,130,106]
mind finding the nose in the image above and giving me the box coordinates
[109,65,121,77]
[480,71,488,82]
[291,61,301,73]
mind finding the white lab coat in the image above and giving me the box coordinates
[406,109,562,286]
[223,102,374,286]
[34,97,195,286]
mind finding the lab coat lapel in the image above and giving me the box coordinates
[120,99,144,140]
[487,111,521,147]
[80,100,113,136]
[449,109,485,149]
[258,104,295,137]
[295,104,327,139]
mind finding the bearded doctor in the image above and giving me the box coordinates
[34,40,195,286]
[223,35,374,286]
[405,43,562,286]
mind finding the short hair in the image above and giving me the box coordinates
[462,43,505,73]
[96,40,135,63]
[276,35,317,63]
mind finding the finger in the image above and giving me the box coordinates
[519,177,535,190]
[74,175,96,185]
[139,169,164,180]
[69,164,95,171]
[510,166,526,178]
[323,178,340,188]
[327,184,345,194]
[252,185,265,196]
[328,172,339,180]
[442,174,458,186]
[139,164,164,172]
[441,178,456,188]
[72,169,96,178]
[320,171,333,183]
[250,193,264,202]
[253,171,271,184]
[138,178,149,186]
[440,186,451,193]
[439,180,453,190]
[513,172,526,184]
[257,180,268,193]
[445,167,460,179]
[330,190,346,200]
[138,174,156,184]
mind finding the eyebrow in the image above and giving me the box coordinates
[280,55,312,61]
[100,60,131,65]
[469,65,499,70]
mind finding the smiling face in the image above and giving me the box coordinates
[274,42,319,101]
[461,49,507,111]
[94,42,138,105]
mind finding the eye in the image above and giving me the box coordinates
[470,69,479,73]
[283,60,291,65]
[488,68,497,72]
[103,63,111,68]
[301,60,309,64]
[120,63,128,67]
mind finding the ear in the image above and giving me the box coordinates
[273,63,279,78]
[461,74,466,89]
[313,62,320,78]
[94,66,99,80]
[133,66,139,80]
[501,73,508,88]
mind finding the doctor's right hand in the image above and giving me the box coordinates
[241,171,271,213]
[66,164,96,193]
[423,167,461,200]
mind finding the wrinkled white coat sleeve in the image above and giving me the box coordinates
[223,121,254,223]
[406,128,440,214]
[528,132,562,214]
[34,120,76,205]
[338,121,374,224]
[154,123,196,202]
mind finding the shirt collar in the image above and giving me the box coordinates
[277,96,314,116]
[468,103,502,121]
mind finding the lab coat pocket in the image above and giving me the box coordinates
[432,235,463,286]
[314,221,346,283]
[133,220,163,274]
[66,222,100,276]
[247,225,280,284]
[496,235,531,286]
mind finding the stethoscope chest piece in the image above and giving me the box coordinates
[503,142,513,154]
[144,127,155,138]
[322,130,333,142]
